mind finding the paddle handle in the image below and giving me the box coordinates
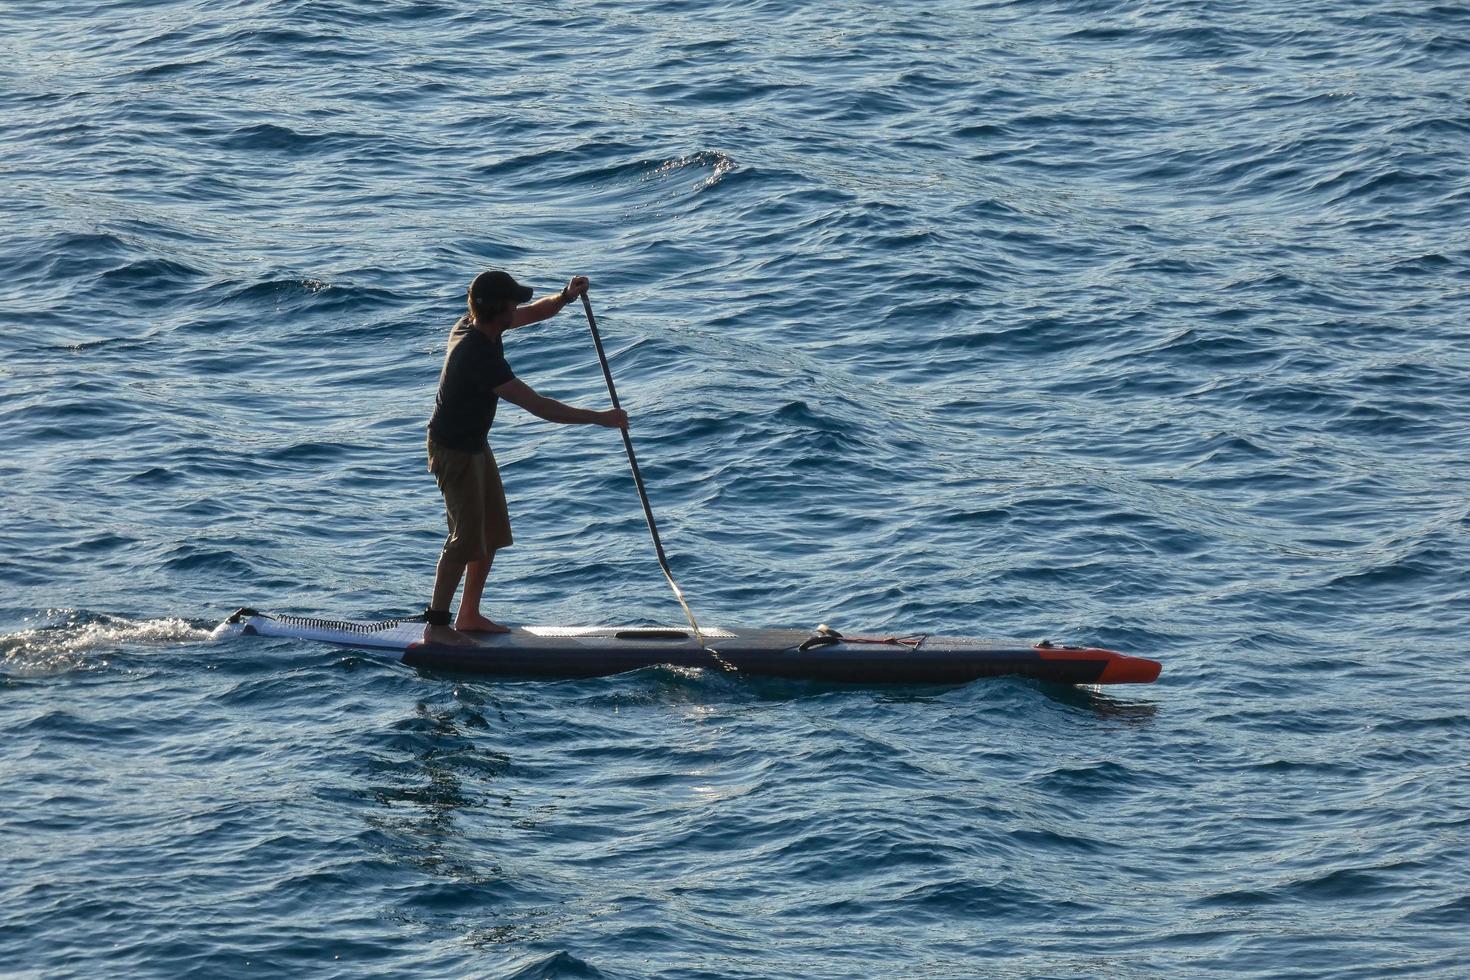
[580,293,704,644]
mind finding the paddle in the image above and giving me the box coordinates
[580,293,705,645]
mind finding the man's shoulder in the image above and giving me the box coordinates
[448,315,475,342]
[448,319,493,354]
[447,320,511,369]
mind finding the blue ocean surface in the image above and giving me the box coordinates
[2,0,1468,975]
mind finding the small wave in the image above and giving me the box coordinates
[123,58,212,82]
[954,122,1011,140]
[500,950,605,980]
[219,122,334,155]
[97,256,207,295]
[7,231,133,286]
[660,77,792,107]
[1402,894,1470,925]
[219,277,333,304]
[899,877,1068,918]
[1391,116,1470,138]
[1277,866,1400,901]
[1309,165,1441,207]
[209,276,396,316]
[1322,542,1451,592]
[123,466,180,486]
[1386,252,1454,275]
[0,612,210,677]
[159,546,255,576]
[1028,760,1136,799]
[649,150,737,191]
[1064,26,1132,42]
[266,440,359,464]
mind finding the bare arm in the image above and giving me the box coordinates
[509,294,568,329]
[510,275,590,329]
[494,377,627,428]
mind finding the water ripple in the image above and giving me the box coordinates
[1,0,1468,976]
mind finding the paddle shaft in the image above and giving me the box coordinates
[580,293,704,643]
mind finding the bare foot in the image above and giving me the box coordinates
[423,624,475,646]
[455,612,511,634]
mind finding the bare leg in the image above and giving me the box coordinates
[459,553,492,616]
[431,551,468,613]
[425,551,474,645]
[455,550,510,633]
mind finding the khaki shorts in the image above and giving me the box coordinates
[427,437,513,563]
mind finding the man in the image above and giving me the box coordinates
[424,269,626,637]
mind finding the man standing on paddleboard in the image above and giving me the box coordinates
[424,270,627,636]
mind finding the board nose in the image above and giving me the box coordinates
[1098,653,1163,684]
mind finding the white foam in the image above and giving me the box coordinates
[0,613,210,676]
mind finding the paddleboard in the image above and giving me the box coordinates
[215,609,1161,685]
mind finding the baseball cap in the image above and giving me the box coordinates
[469,269,534,311]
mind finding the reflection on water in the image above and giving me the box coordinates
[1039,682,1160,723]
[367,696,517,913]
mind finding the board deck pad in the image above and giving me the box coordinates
[217,610,1160,685]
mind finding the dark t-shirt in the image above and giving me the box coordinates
[427,317,516,451]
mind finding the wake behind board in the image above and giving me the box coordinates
[216,609,1161,685]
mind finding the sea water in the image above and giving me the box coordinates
[2,1,1467,976]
